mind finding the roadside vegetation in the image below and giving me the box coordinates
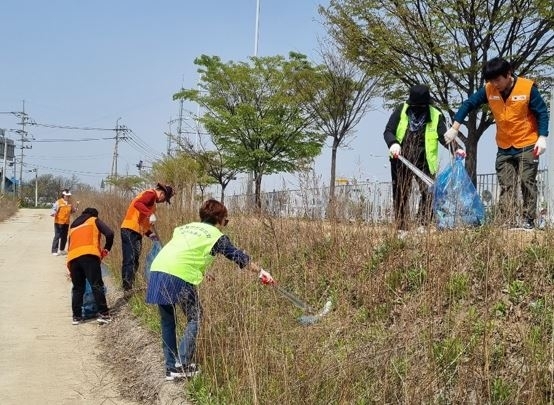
[84,190,554,404]
[0,194,18,221]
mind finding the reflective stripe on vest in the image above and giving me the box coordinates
[55,198,72,225]
[121,189,156,235]
[150,222,223,285]
[67,217,101,262]
[395,103,440,174]
[486,77,538,149]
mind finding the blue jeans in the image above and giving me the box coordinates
[120,228,142,290]
[159,283,201,370]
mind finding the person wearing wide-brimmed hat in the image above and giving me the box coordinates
[120,183,174,293]
[383,85,455,232]
[50,188,79,255]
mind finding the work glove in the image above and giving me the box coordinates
[149,214,157,224]
[389,143,401,159]
[259,269,275,285]
[148,232,160,242]
[533,136,547,156]
[444,127,458,144]
[455,149,466,159]
[100,249,109,259]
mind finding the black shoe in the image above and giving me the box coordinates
[165,366,186,381]
[97,312,112,324]
[72,316,84,325]
[183,363,200,378]
[522,219,535,230]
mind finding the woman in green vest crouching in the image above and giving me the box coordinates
[146,199,274,381]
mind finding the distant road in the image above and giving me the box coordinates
[0,209,134,405]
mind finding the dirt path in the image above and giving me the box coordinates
[0,209,135,404]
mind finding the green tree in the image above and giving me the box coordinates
[174,53,325,208]
[150,153,203,212]
[105,175,146,199]
[172,135,238,204]
[20,173,89,207]
[321,0,553,182]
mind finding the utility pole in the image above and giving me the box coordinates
[16,101,31,199]
[1,129,6,194]
[166,116,173,156]
[177,90,185,151]
[247,0,261,202]
[110,118,122,181]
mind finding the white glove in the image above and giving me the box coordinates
[389,143,401,159]
[533,136,547,156]
[258,269,274,285]
[444,127,458,144]
[149,214,157,224]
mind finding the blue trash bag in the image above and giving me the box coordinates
[433,156,485,229]
[81,263,108,319]
[144,240,163,281]
[82,280,107,318]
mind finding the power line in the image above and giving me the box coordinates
[32,137,115,142]
[25,162,110,177]
[28,122,119,131]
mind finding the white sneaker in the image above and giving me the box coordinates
[58,250,68,256]
[52,252,59,256]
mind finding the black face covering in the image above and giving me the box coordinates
[409,106,427,115]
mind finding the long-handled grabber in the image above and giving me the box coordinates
[260,274,332,326]
[397,155,434,188]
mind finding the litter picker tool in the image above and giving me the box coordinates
[397,155,434,188]
[260,274,332,326]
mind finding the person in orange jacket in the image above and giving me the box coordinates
[120,183,174,293]
[50,189,79,256]
[67,207,114,325]
[445,57,549,229]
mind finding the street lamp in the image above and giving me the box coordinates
[28,168,37,207]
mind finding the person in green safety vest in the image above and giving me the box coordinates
[145,199,275,381]
[383,84,462,232]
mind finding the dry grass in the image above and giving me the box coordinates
[0,195,19,222]
[83,191,553,404]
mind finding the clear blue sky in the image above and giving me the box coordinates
[0,0,498,192]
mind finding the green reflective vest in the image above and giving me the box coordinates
[395,103,441,174]
[150,222,222,285]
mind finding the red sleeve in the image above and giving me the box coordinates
[133,190,156,216]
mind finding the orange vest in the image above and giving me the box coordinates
[67,217,101,263]
[486,77,538,149]
[120,189,156,235]
[54,198,73,225]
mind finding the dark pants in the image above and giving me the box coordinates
[390,157,433,230]
[121,228,142,291]
[495,148,538,224]
[51,223,69,253]
[69,254,108,318]
[159,283,201,369]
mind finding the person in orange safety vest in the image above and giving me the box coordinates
[51,189,79,256]
[120,183,174,293]
[67,207,114,325]
[445,57,549,230]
